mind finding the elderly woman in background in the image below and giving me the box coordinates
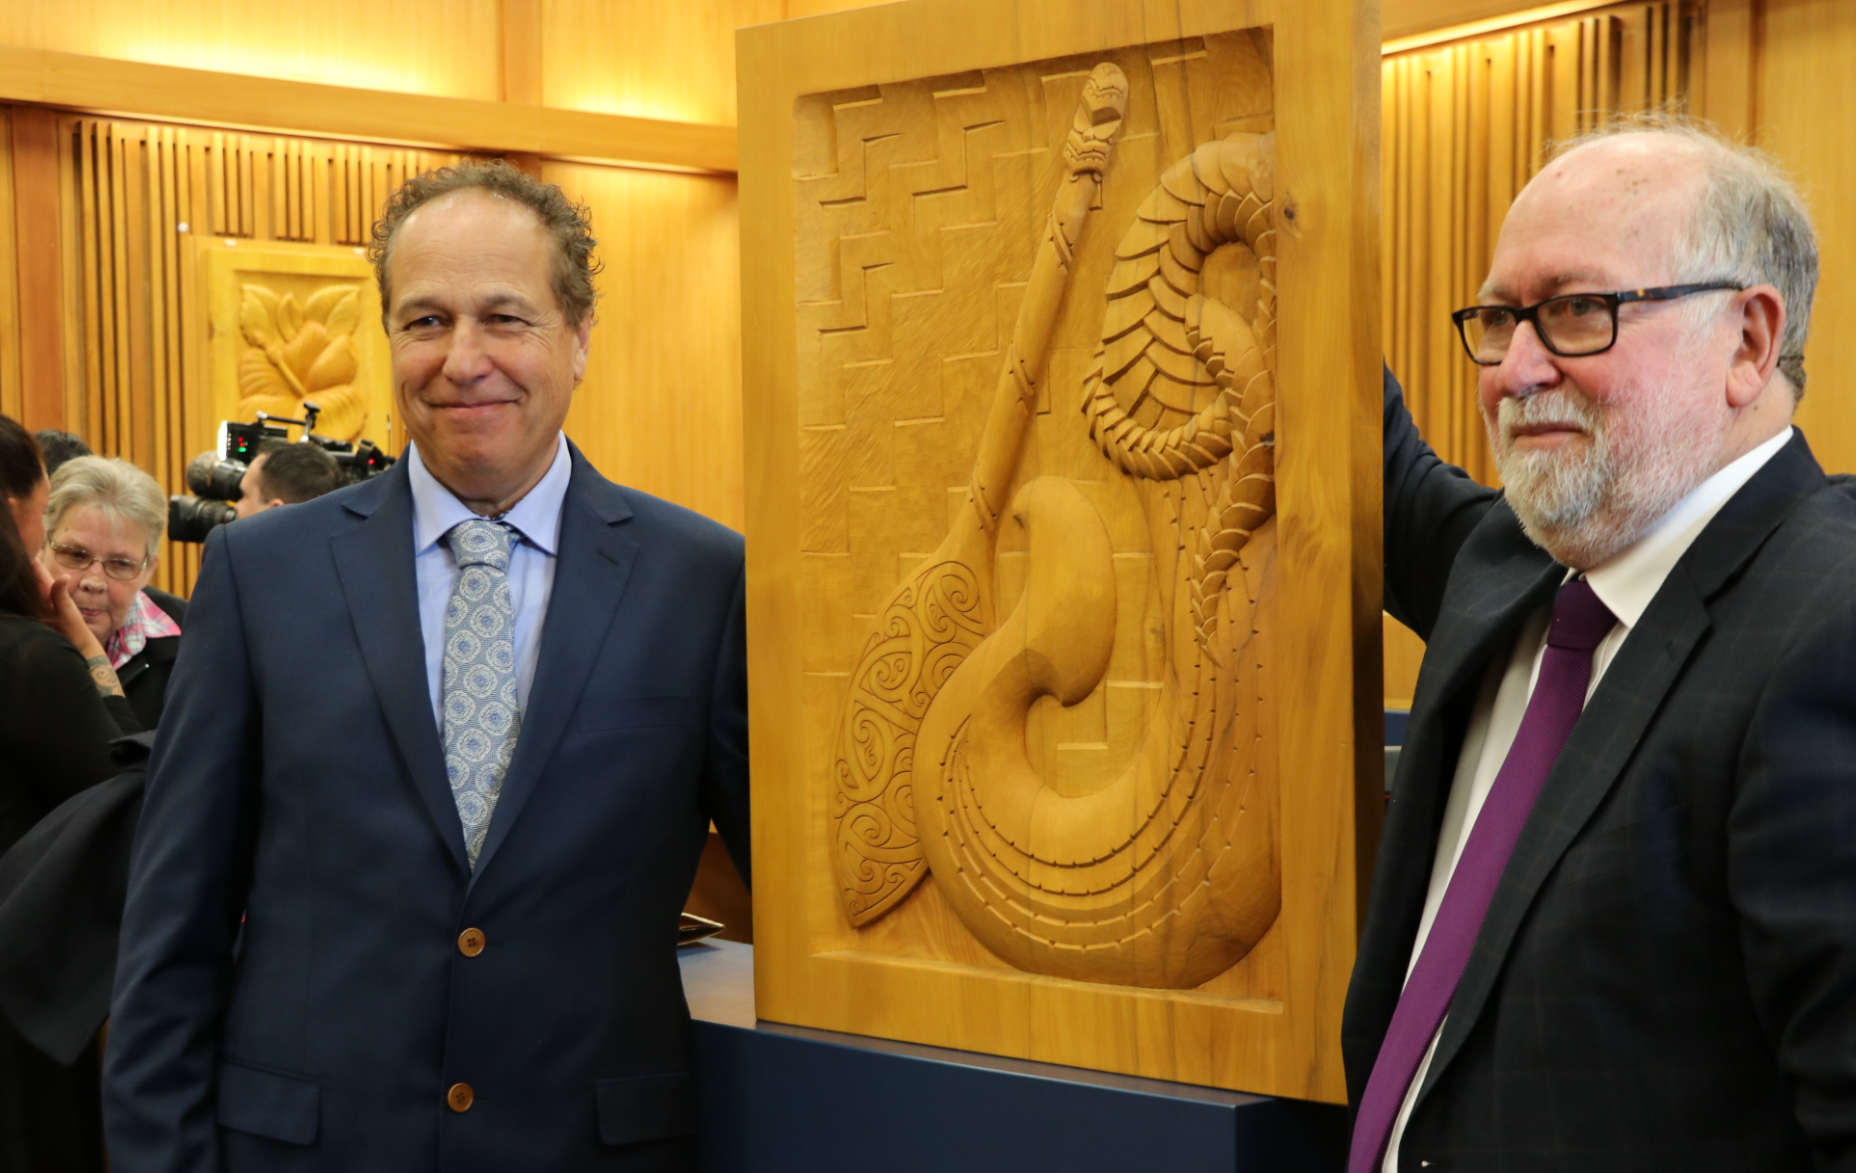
[39,457,186,729]
[0,415,141,1173]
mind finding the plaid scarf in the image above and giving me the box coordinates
[104,590,182,670]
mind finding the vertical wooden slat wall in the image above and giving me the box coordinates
[57,115,461,596]
[1380,1,1693,486]
[1378,1,1693,706]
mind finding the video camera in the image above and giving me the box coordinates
[168,402,395,542]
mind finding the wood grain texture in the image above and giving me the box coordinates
[542,0,786,127]
[13,105,63,430]
[549,161,746,531]
[0,0,502,101]
[500,0,545,107]
[0,46,737,173]
[1760,0,1856,476]
[742,0,1379,1101]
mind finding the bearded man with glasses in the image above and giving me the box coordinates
[1349,120,1856,1173]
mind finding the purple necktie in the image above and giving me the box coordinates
[1349,579,1616,1173]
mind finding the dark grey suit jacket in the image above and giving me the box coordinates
[1344,371,1856,1171]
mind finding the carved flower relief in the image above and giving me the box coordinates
[237,284,368,442]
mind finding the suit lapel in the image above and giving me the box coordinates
[469,447,638,883]
[330,466,467,875]
[1416,431,1828,1101]
[1353,520,1561,1042]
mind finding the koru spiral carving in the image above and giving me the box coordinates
[831,61,1280,989]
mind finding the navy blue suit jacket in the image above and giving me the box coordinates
[104,448,749,1172]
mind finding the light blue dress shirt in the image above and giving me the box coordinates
[407,435,572,727]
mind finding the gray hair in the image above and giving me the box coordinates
[45,456,166,557]
[1554,116,1818,396]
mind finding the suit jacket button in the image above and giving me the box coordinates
[458,928,486,957]
[447,1082,474,1112]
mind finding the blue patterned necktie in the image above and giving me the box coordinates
[441,518,521,868]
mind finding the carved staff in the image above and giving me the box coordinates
[832,63,1130,926]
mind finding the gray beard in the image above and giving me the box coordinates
[1487,384,1722,569]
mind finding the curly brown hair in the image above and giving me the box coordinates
[366,159,602,327]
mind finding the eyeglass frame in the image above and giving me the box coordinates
[44,540,153,582]
[1449,282,1744,366]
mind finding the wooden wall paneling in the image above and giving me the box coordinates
[1695,0,1756,140]
[0,108,19,424]
[73,120,104,448]
[500,0,544,107]
[1761,0,1856,476]
[0,0,504,103]
[548,161,745,531]
[13,105,64,431]
[0,46,737,174]
[541,0,786,126]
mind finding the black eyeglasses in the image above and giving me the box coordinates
[1450,283,1743,365]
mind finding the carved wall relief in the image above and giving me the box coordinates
[200,241,393,453]
[808,34,1281,991]
[237,284,369,441]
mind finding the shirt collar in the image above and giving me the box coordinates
[408,434,572,557]
[105,589,183,670]
[1583,426,1794,629]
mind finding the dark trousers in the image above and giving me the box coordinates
[0,1016,102,1173]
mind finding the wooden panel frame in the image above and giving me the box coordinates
[740,0,1381,1101]
[0,45,735,173]
[197,240,394,460]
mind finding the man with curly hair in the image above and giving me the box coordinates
[105,160,749,1173]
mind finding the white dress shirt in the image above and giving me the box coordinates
[407,435,572,726]
[1383,425,1794,1172]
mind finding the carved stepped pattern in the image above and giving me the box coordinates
[814,35,1282,989]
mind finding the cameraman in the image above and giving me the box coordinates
[232,440,345,520]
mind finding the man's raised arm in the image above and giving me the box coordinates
[1382,364,1501,640]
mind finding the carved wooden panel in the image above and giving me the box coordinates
[198,241,392,454]
[743,0,1381,1101]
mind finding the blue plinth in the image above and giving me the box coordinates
[680,941,1346,1172]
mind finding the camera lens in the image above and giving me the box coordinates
[185,451,248,500]
[168,495,238,543]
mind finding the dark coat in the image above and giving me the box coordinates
[104,449,750,1173]
[117,588,185,730]
[1344,370,1856,1172]
[0,733,152,1064]
[0,618,144,1173]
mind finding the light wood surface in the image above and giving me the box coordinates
[199,241,391,453]
[542,0,785,127]
[742,0,1380,1101]
[0,45,736,173]
[550,161,746,533]
[0,109,19,424]
[0,0,502,101]
[1763,0,1856,476]
[12,106,61,432]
